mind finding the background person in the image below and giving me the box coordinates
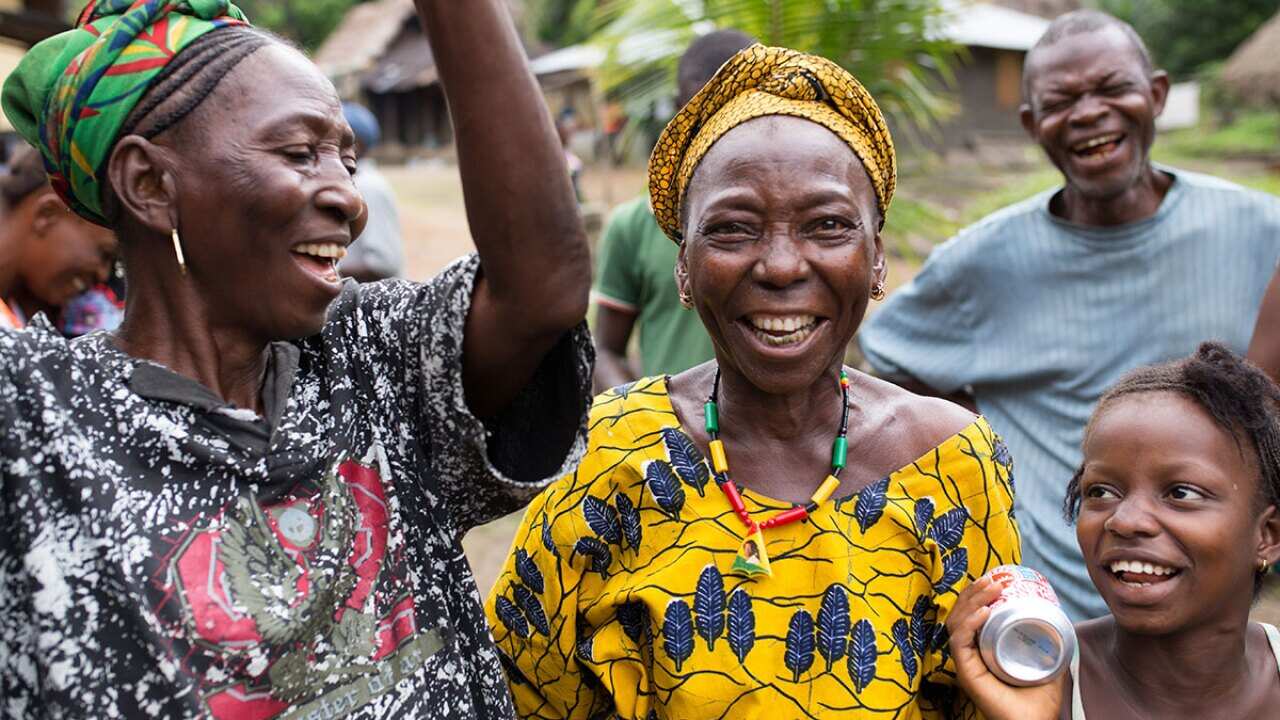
[948,344,1280,720]
[336,101,404,282]
[0,0,592,717]
[489,45,1020,719]
[591,29,753,393]
[0,145,117,331]
[860,9,1280,621]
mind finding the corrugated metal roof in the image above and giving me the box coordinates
[935,1,1050,52]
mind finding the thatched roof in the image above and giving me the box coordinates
[1222,11,1280,105]
[312,0,417,81]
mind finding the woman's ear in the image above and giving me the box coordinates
[1257,504,1280,567]
[871,228,887,291]
[30,192,68,238]
[675,241,693,306]
[106,135,178,234]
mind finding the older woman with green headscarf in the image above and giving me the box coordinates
[0,1,592,717]
[486,45,1021,719]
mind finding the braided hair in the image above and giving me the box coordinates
[102,24,282,223]
[1064,341,1280,535]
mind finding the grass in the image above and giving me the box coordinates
[1162,111,1280,159]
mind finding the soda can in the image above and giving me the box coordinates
[977,564,1076,686]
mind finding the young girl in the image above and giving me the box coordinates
[947,342,1280,719]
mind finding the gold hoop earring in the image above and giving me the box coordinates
[171,228,187,275]
[1260,558,1271,574]
[871,283,886,301]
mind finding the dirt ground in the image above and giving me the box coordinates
[380,159,1280,620]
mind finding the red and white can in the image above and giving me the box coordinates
[978,564,1077,686]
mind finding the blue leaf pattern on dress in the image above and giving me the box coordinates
[909,595,932,658]
[934,547,968,594]
[662,599,694,672]
[928,508,968,550]
[645,460,685,519]
[573,537,613,577]
[576,631,594,663]
[726,588,755,664]
[583,495,622,545]
[892,619,917,681]
[663,428,711,497]
[617,601,648,643]
[854,477,890,533]
[848,618,877,693]
[514,548,544,594]
[694,564,725,651]
[913,497,935,538]
[513,583,550,637]
[784,609,816,683]
[816,584,850,671]
[495,595,528,639]
[540,512,559,559]
[615,492,643,550]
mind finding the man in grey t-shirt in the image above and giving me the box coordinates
[861,10,1280,620]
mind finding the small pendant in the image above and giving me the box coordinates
[731,524,772,578]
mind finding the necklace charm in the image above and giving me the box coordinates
[731,523,772,577]
[708,368,851,579]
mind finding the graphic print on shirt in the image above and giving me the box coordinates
[162,455,443,720]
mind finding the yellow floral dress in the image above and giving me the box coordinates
[486,376,1020,719]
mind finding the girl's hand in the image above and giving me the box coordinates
[946,574,1065,720]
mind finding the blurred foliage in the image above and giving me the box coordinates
[525,0,598,46]
[585,0,958,154]
[1160,111,1280,159]
[237,0,363,52]
[1097,0,1280,80]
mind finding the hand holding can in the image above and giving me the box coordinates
[946,568,1067,720]
[977,564,1077,686]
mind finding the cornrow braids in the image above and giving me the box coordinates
[119,25,278,141]
[102,25,281,225]
[1064,342,1280,526]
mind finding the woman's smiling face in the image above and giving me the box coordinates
[1076,391,1279,634]
[678,116,884,394]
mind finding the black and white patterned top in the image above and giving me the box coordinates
[0,255,592,720]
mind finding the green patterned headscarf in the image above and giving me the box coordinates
[1,0,249,226]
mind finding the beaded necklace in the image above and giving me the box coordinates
[705,367,850,577]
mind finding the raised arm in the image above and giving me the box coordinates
[415,0,591,418]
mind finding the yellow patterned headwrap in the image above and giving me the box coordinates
[648,44,896,243]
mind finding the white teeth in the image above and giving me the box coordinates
[1073,133,1122,152]
[748,314,816,333]
[1109,560,1177,576]
[294,243,348,260]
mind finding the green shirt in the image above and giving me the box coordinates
[593,196,715,377]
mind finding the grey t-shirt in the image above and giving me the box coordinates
[0,255,592,718]
[860,168,1280,620]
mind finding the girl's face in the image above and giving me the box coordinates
[1076,392,1280,635]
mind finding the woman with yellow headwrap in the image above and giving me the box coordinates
[487,45,1021,719]
[0,1,593,718]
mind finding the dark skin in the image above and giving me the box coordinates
[898,25,1173,401]
[592,78,720,393]
[1247,271,1280,383]
[949,392,1280,719]
[666,116,974,506]
[1021,26,1172,227]
[108,1,588,418]
[4,188,117,319]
